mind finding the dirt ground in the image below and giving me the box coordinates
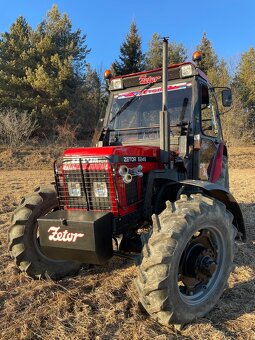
[0,146,254,339]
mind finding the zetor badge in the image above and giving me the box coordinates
[48,226,84,243]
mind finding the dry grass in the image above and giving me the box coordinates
[0,147,254,339]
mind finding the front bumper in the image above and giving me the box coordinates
[38,210,113,265]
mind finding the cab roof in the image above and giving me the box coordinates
[109,62,208,90]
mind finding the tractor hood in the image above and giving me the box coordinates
[63,145,161,165]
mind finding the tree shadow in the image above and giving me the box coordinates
[239,202,255,240]
[207,277,255,337]
[207,201,255,336]
[72,255,135,281]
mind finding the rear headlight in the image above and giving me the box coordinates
[93,182,108,198]
[67,182,81,197]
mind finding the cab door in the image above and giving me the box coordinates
[199,83,229,189]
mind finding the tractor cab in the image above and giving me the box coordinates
[99,53,232,185]
[106,73,192,149]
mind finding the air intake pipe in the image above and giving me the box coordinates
[118,165,143,184]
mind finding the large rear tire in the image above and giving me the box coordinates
[8,185,81,280]
[135,194,235,326]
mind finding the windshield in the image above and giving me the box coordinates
[108,81,192,146]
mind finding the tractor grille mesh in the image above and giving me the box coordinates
[55,158,113,211]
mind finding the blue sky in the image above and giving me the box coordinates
[0,0,254,71]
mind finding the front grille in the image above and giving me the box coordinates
[55,158,113,211]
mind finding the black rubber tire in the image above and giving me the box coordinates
[8,185,81,280]
[135,194,235,326]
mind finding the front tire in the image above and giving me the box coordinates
[8,185,81,280]
[135,194,235,326]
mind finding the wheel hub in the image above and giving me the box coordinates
[179,230,217,287]
[195,249,217,280]
[196,251,217,278]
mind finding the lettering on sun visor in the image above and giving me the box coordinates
[115,82,192,99]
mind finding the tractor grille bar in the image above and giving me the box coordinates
[54,157,114,211]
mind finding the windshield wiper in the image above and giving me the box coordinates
[109,82,155,124]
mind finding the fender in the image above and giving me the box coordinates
[179,179,246,241]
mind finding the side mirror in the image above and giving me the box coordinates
[222,88,232,107]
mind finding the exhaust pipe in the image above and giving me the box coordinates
[160,37,170,166]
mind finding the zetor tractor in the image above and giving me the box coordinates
[9,39,246,326]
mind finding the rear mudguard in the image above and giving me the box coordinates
[179,179,246,241]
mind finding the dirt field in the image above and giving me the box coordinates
[0,147,254,339]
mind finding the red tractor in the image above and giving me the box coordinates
[9,40,246,326]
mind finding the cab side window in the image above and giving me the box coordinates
[201,85,220,138]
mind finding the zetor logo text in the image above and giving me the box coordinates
[48,226,84,243]
[139,74,161,85]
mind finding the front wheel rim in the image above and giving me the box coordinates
[178,225,225,306]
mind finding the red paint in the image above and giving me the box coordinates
[109,62,209,83]
[210,143,224,183]
[64,145,160,159]
[62,145,164,217]
[110,62,190,80]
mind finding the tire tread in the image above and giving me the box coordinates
[135,194,235,325]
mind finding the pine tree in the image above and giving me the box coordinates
[80,64,101,131]
[168,41,187,64]
[206,59,230,88]
[0,5,91,139]
[196,32,218,74]
[112,21,144,75]
[25,5,90,133]
[145,33,162,69]
[145,33,187,70]
[234,47,255,114]
[0,17,35,110]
